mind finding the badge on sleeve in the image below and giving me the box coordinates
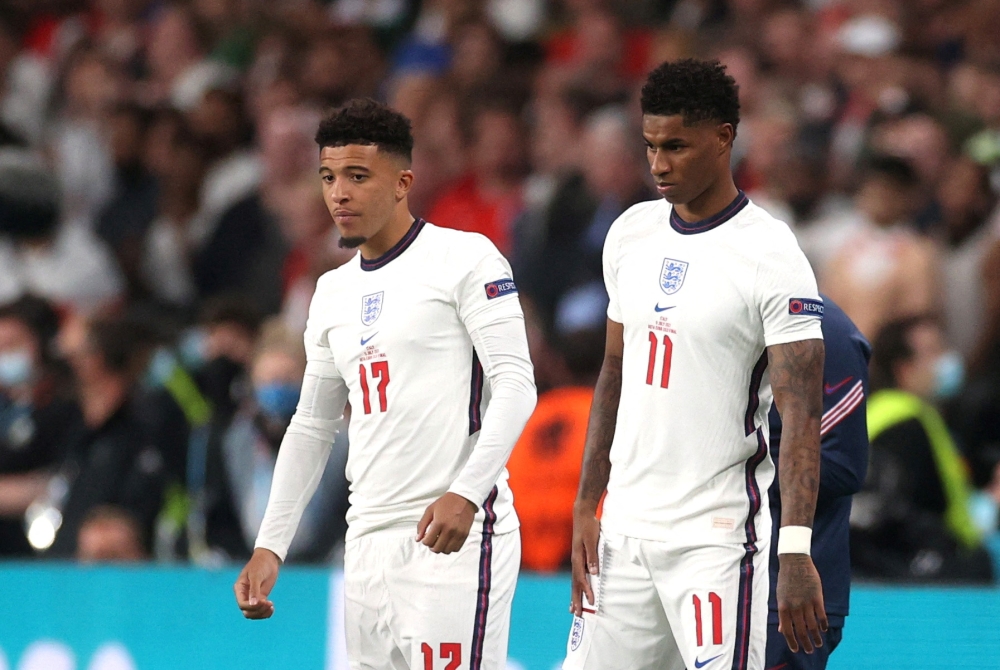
[788,298,824,317]
[485,278,518,300]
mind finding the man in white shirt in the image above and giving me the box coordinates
[233,99,537,670]
[565,60,827,670]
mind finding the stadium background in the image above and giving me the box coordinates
[2,0,1000,668]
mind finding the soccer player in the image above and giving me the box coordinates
[766,296,870,670]
[565,59,827,670]
[233,99,537,670]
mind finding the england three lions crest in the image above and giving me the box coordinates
[660,258,689,295]
[361,291,384,326]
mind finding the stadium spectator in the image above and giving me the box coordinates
[425,99,528,252]
[208,319,347,561]
[821,156,943,339]
[76,504,147,562]
[851,315,994,583]
[515,105,650,320]
[508,283,606,571]
[0,296,79,557]
[45,314,165,557]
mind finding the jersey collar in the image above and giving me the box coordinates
[669,190,749,235]
[360,218,426,271]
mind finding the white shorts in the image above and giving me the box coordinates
[563,530,769,670]
[344,527,520,670]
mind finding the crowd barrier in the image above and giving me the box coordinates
[0,565,997,669]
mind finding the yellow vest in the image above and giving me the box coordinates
[867,389,980,549]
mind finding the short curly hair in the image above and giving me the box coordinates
[641,59,740,133]
[315,98,414,162]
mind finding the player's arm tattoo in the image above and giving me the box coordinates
[768,338,824,527]
[576,326,624,510]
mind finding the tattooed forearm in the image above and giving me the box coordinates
[576,352,622,509]
[768,338,824,527]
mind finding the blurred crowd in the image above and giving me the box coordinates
[1,0,1000,582]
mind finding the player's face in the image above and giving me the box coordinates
[642,114,734,206]
[319,144,412,247]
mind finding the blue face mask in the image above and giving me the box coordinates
[178,328,208,370]
[0,349,35,388]
[934,351,965,400]
[256,383,300,421]
[144,348,178,389]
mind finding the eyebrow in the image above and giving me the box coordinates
[318,164,372,173]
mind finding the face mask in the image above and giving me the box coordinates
[0,349,35,387]
[178,328,208,371]
[934,350,965,399]
[144,348,177,388]
[255,383,300,421]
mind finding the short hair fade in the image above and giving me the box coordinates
[641,59,740,132]
[315,98,414,162]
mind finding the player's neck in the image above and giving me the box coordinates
[360,210,417,260]
[672,176,740,223]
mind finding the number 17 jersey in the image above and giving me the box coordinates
[601,193,823,545]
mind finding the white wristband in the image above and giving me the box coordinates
[777,525,812,555]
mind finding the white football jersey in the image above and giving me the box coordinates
[303,220,524,540]
[601,192,823,545]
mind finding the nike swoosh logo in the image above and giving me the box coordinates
[360,333,378,346]
[694,654,722,668]
[824,376,853,395]
[654,304,675,312]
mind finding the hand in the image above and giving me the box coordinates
[234,548,281,619]
[416,492,477,554]
[776,553,828,653]
[569,503,600,616]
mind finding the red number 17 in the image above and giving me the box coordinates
[359,361,390,414]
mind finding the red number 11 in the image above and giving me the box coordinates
[693,592,723,646]
[646,331,673,388]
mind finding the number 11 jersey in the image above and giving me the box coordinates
[601,193,823,545]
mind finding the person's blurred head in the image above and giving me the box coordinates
[870,114,950,188]
[871,316,964,400]
[251,320,305,426]
[314,98,415,249]
[0,296,60,395]
[937,156,996,242]
[147,3,209,84]
[581,105,644,200]
[259,106,321,188]
[467,102,527,185]
[761,8,811,77]
[199,295,263,368]
[552,282,608,386]
[449,20,504,91]
[187,87,253,160]
[855,155,919,227]
[60,47,122,120]
[76,505,146,562]
[640,59,740,206]
[107,103,152,172]
[0,150,61,244]
[528,90,583,176]
[59,315,152,428]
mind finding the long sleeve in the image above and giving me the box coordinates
[254,361,348,561]
[255,277,349,561]
[447,314,537,508]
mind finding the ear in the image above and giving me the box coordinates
[717,123,735,154]
[396,169,414,201]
